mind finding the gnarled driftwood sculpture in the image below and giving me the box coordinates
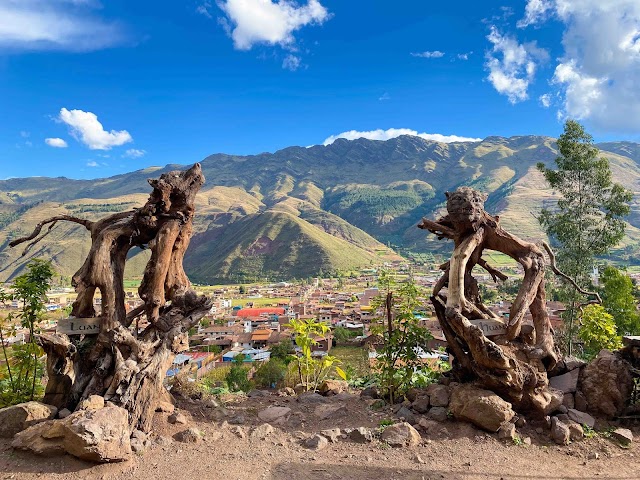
[419,187,561,413]
[10,163,211,431]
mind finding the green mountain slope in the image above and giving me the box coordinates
[2,135,640,282]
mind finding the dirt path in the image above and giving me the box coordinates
[1,392,638,480]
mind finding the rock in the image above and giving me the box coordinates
[567,409,595,429]
[314,404,346,420]
[155,401,175,413]
[203,398,220,409]
[360,386,380,399]
[154,436,173,447]
[297,392,328,404]
[414,453,426,464]
[278,387,296,396]
[542,388,564,415]
[564,356,586,371]
[556,413,570,423]
[58,408,71,419]
[498,422,517,441]
[247,389,268,397]
[230,426,245,439]
[350,427,374,443]
[417,417,440,433]
[523,437,532,446]
[319,379,348,396]
[228,415,245,425]
[406,388,420,403]
[587,452,599,460]
[132,429,147,441]
[557,405,568,414]
[304,434,329,450]
[320,428,341,443]
[611,428,633,445]
[176,428,201,443]
[580,350,635,417]
[550,417,570,445]
[77,395,104,411]
[367,399,386,410]
[0,402,58,438]
[549,369,580,394]
[380,422,421,447]
[168,412,188,425]
[411,396,430,414]
[258,406,291,424]
[208,431,223,442]
[562,393,575,410]
[567,421,584,441]
[250,423,274,440]
[515,416,526,428]
[449,385,514,432]
[396,406,417,425]
[427,384,450,407]
[13,405,131,463]
[427,406,449,423]
[574,391,588,412]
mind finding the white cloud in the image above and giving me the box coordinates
[216,0,330,51]
[411,51,445,58]
[517,0,554,27]
[484,26,548,104]
[0,0,126,51]
[539,93,552,108]
[456,52,472,61]
[86,160,98,167]
[518,0,640,131]
[197,1,213,19]
[322,128,482,146]
[45,137,68,148]
[124,148,146,159]
[378,92,390,101]
[58,108,132,150]
[20,130,30,138]
[282,54,301,71]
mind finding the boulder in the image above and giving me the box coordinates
[562,393,575,410]
[360,386,380,399]
[396,406,417,425]
[449,385,514,432]
[257,406,291,424]
[579,350,635,417]
[0,402,58,438]
[574,391,588,412]
[76,395,105,411]
[247,389,269,398]
[426,384,450,407]
[549,369,580,394]
[550,417,570,445]
[320,428,341,443]
[379,422,421,447]
[155,401,175,413]
[168,412,188,425]
[567,409,595,429]
[350,427,374,443]
[175,428,201,443]
[58,408,72,419]
[12,405,131,463]
[319,380,348,396]
[277,387,296,396]
[427,406,449,423]
[611,428,633,445]
[564,356,586,372]
[250,423,274,440]
[411,396,430,414]
[304,434,328,450]
[542,388,564,415]
[498,422,517,441]
[567,421,584,441]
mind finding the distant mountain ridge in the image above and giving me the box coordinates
[2,134,640,283]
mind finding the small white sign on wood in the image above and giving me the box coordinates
[56,317,101,335]
[470,319,508,337]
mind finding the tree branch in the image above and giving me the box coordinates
[542,241,602,303]
[9,215,94,250]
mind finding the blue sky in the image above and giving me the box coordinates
[2,0,640,179]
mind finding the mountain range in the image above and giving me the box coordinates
[2,135,640,283]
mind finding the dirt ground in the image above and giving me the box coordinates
[1,391,638,480]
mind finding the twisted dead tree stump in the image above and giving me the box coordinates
[419,187,564,413]
[10,163,211,431]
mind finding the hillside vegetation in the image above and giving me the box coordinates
[1,135,640,282]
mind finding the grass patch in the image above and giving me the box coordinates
[331,346,370,378]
